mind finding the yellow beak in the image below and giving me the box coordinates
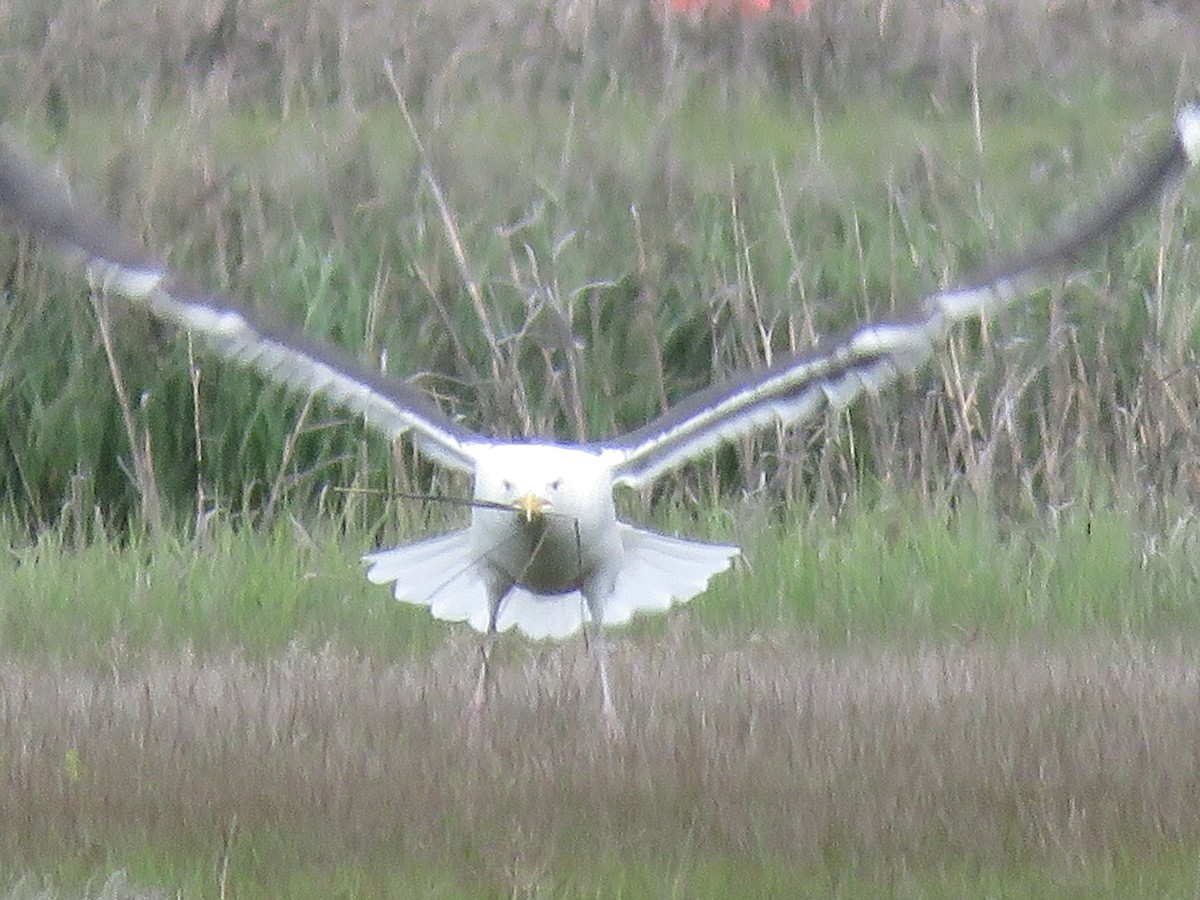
[513,492,551,523]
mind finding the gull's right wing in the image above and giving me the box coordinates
[0,136,482,474]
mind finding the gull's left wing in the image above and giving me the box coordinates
[605,104,1200,489]
[0,135,482,474]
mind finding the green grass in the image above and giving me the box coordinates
[3,0,1200,895]
[16,843,1200,900]
[2,487,1197,666]
[5,496,1200,896]
[2,88,1185,531]
[5,85,1200,888]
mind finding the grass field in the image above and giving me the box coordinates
[2,0,1200,896]
[7,501,1200,897]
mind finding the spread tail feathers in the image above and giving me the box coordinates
[602,525,740,627]
[363,525,739,640]
[363,529,492,632]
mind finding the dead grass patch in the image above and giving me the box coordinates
[5,629,1200,886]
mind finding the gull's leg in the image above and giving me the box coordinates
[470,580,509,714]
[583,588,623,740]
[592,624,620,732]
[470,634,493,712]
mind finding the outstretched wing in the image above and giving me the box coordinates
[0,136,481,474]
[605,104,1200,489]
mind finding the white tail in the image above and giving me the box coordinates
[363,525,738,640]
[363,529,491,632]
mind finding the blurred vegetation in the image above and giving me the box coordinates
[0,0,1196,540]
[5,498,1200,898]
[2,1,1200,896]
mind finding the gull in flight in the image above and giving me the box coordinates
[0,106,1196,728]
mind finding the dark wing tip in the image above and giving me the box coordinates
[0,132,154,271]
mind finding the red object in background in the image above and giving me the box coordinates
[664,0,813,15]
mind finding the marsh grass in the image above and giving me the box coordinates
[4,93,1197,532]
[4,503,1200,896]
[0,3,1196,530]
[3,490,1198,669]
[2,0,1200,895]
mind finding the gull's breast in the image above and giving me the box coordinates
[477,512,613,594]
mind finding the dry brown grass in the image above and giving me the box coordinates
[5,0,1197,118]
[6,629,1200,884]
[3,4,1200,890]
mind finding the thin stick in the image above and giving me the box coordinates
[90,291,164,534]
[382,60,501,373]
[217,813,237,900]
[264,391,317,521]
[331,485,583,521]
[187,334,207,534]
